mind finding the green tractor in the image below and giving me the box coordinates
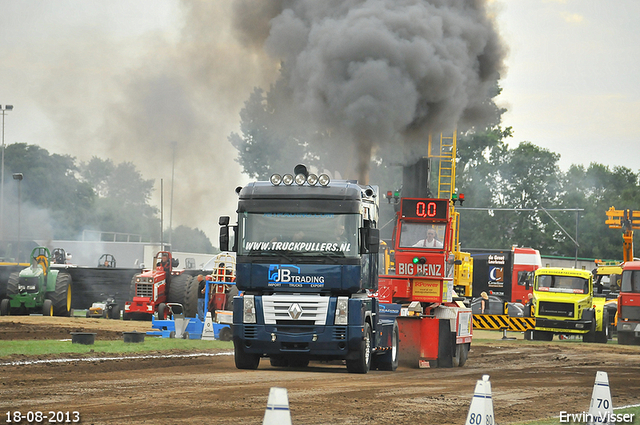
[0,247,73,316]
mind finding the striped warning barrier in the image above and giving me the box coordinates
[473,314,535,332]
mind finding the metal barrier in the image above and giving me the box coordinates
[473,314,535,332]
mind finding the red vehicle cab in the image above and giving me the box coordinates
[618,261,640,345]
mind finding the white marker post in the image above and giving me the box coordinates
[201,311,216,340]
[587,371,613,425]
[263,387,292,425]
[465,375,495,425]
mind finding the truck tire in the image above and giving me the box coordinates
[436,320,454,368]
[49,272,72,317]
[346,322,372,374]
[234,342,260,370]
[374,321,399,371]
[594,310,609,344]
[42,299,53,316]
[453,342,470,367]
[0,298,9,316]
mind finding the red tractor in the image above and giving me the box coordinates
[123,251,198,320]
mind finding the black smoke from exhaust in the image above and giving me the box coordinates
[233,0,507,183]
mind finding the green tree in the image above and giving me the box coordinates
[171,225,216,254]
[3,143,94,240]
[79,157,159,240]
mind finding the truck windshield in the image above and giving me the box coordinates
[398,222,446,249]
[239,212,359,258]
[621,270,640,293]
[536,275,589,294]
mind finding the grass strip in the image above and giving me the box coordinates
[0,337,233,359]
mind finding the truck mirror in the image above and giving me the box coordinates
[171,258,179,268]
[219,216,230,226]
[219,226,230,252]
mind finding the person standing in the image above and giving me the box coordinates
[196,275,206,321]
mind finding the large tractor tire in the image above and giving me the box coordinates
[42,299,54,316]
[4,273,19,314]
[129,275,138,299]
[48,272,72,317]
[0,298,9,316]
[168,274,198,318]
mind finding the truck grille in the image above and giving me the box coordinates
[620,305,640,321]
[262,295,329,326]
[538,301,574,318]
[135,283,153,298]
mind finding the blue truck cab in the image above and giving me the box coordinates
[219,167,400,373]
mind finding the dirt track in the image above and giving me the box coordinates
[1,316,640,425]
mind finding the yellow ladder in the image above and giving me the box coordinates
[427,132,457,200]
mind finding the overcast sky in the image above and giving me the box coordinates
[0,0,639,241]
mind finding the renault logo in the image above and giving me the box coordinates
[288,303,303,320]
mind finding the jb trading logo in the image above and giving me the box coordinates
[268,265,325,287]
[269,265,301,283]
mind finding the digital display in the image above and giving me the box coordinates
[401,198,448,221]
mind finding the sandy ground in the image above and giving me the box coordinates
[1,316,640,425]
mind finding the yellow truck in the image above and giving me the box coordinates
[529,267,610,343]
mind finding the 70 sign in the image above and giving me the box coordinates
[401,199,448,221]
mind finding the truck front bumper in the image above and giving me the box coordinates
[233,323,363,359]
[535,318,592,333]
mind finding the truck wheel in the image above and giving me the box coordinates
[346,322,372,374]
[234,343,260,370]
[459,343,470,367]
[452,342,470,367]
[42,299,53,316]
[375,321,399,371]
[49,272,72,316]
[5,273,19,314]
[594,311,609,344]
[0,298,9,316]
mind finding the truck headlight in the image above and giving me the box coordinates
[243,295,257,324]
[335,296,348,325]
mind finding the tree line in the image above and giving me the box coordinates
[0,143,214,255]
